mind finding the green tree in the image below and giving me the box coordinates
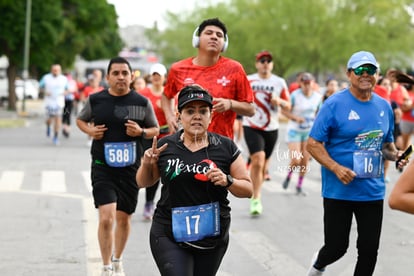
[149,0,414,80]
[0,0,123,111]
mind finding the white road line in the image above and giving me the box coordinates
[83,198,101,276]
[231,231,307,275]
[0,170,24,191]
[41,170,66,193]
[1,170,100,274]
[82,170,92,193]
[82,171,100,275]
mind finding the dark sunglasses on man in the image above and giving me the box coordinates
[259,58,272,64]
[352,66,377,76]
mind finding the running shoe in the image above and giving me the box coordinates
[101,267,113,276]
[52,137,59,146]
[143,201,155,220]
[307,266,324,276]
[306,251,325,276]
[112,259,125,276]
[282,177,290,189]
[250,198,263,215]
[62,129,69,138]
[296,186,307,196]
[265,170,271,181]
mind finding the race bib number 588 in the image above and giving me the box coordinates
[104,141,136,167]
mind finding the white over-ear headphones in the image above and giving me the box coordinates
[192,26,229,52]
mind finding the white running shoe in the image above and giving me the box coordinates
[101,266,113,276]
[112,259,125,276]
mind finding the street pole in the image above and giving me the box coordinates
[22,0,32,114]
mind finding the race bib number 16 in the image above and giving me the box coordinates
[353,150,382,178]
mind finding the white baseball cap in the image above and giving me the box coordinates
[150,63,167,76]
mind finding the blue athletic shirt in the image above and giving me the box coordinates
[309,89,394,201]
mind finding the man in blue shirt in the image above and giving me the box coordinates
[305,51,406,276]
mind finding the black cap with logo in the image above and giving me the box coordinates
[177,85,213,112]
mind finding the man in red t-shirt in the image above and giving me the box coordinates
[161,18,255,139]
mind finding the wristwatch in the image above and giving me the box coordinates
[141,128,146,138]
[226,174,234,188]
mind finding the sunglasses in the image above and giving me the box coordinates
[352,66,377,76]
[259,58,272,64]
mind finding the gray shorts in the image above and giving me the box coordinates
[45,105,63,117]
[400,120,414,134]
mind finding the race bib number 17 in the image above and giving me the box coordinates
[172,202,220,242]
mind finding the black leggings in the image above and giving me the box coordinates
[146,180,160,202]
[315,198,383,276]
[62,99,73,125]
[149,220,229,276]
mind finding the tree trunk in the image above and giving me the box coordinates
[6,63,17,111]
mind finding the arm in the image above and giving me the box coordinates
[281,106,304,123]
[76,98,107,139]
[280,93,304,122]
[227,154,253,198]
[389,159,414,214]
[136,137,168,188]
[270,96,291,111]
[76,119,107,140]
[381,142,399,161]
[161,93,178,133]
[213,98,255,117]
[399,86,411,112]
[306,137,356,184]
[125,99,160,138]
[271,86,291,111]
[205,154,253,198]
[125,120,159,139]
[136,161,160,188]
[229,100,255,117]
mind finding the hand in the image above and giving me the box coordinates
[296,117,305,124]
[89,123,107,140]
[396,149,411,169]
[206,168,227,187]
[332,163,356,185]
[125,120,142,137]
[143,137,168,165]
[166,116,179,134]
[270,97,279,107]
[213,98,232,113]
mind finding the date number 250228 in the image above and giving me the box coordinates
[275,165,310,173]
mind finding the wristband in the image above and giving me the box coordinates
[226,174,234,188]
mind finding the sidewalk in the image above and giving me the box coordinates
[0,99,43,128]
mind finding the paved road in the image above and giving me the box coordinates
[1,100,414,275]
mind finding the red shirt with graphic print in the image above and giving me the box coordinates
[164,57,253,139]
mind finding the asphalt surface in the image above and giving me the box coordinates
[1,99,414,276]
